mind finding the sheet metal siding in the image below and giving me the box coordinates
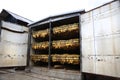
[81,0,120,78]
[1,30,28,44]
[0,21,28,67]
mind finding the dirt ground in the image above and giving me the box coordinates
[0,69,62,80]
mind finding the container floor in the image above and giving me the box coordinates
[31,67,81,80]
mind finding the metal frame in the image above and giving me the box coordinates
[27,28,32,67]
[48,20,52,69]
[0,20,1,35]
[28,11,84,77]
[29,10,85,28]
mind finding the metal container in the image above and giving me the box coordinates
[81,0,120,78]
[28,11,86,80]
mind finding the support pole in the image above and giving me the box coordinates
[48,20,52,69]
[26,27,32,72]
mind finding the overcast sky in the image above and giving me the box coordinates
[0,0,113,22]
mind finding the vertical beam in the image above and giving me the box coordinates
[48,20,52,69]
[27,27,32,69]
[78,14,84,80]
[0,20,1,35]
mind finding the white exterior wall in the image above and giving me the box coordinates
[81,0,120,78]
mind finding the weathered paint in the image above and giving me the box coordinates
[82,56,96,73]
[0,21,28,67]
[81,0,120,78]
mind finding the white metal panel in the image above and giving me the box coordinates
[95,56,106,75]
[82,39,95,56]
[96,56,115,76]
[82,56,96,73]
[112,34,120,56]
[81,11,94,39]
[0,41,27,67]
[109,7,120,34]
[95,35,114,56]
[0,52,17,67]
[94,17,113,36]
[2,21,28,32]
[1,30,28,44]
[95,34,120,56]
[95,56,120,78]
[94,1,120,37]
